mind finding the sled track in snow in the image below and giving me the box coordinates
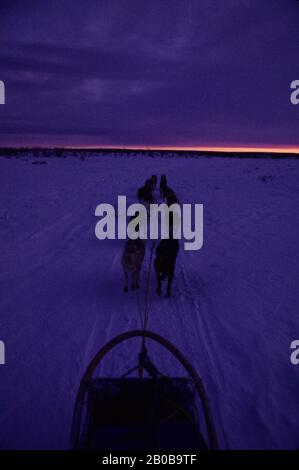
[176,253,228,448]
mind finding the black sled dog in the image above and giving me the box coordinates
[154,238,179,297]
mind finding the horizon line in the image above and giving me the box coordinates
[1,144,299,155]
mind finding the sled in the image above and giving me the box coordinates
[70,330,218,450]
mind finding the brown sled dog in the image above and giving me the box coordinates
[122,239,146,292]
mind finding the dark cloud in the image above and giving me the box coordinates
[0,0,298,147]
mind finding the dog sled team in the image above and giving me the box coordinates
[122,174,179,297]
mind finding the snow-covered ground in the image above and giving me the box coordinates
[0,152,298,449]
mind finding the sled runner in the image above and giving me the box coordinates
[70,330,218,450]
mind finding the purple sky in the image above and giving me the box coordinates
[0,0,298,148]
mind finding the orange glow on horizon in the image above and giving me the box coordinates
[3,143,299,154]
[62,145,299,155]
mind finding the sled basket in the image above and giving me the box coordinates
[76,377,207,450]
